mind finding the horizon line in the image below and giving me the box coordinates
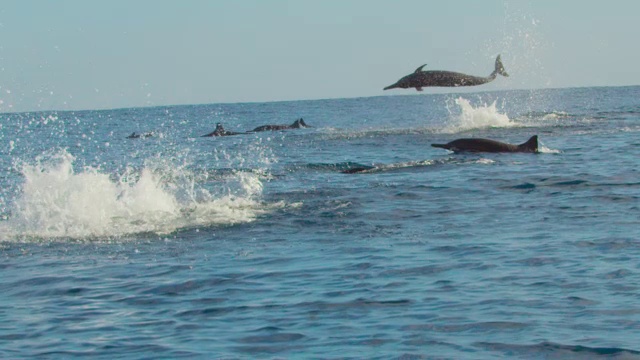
[1,84,638,116]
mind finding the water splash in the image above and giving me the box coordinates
[441,97,516,133]
[1,149,276,241]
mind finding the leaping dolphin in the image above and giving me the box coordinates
[384,55,509,91]
[431,135,538,153]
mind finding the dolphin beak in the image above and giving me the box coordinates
[383,83,398,90]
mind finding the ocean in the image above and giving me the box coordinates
[0,86,639,359]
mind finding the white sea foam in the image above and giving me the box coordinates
[541,111,569,121]
[475,158,496,165]
[538,144,561,154]
[1,149,276,240]
[441,97,516,133]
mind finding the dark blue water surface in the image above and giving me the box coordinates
[1,87,639,359]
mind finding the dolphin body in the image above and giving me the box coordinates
[202,123,244,137]
[127,132,154,139]
[384,55,509,91]
[431,135,538,153]
[251,118,310,132]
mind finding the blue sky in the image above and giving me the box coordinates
[1,0,639,112]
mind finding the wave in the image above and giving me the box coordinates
[319,97,522,140]
[317,97,595,141]
[301,161,375,173]
[517,110,572,121]
[342,157,495,174]
[342,160,437,174]
[0,149,280,241]
[475,341,640,359]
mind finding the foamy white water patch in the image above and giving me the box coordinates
[538,144,561,154]
[441,97,517,133]
[2,150,276,240]
[541,111,569,121]
[475,158,496,165]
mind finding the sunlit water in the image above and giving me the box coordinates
[1,87,639,359]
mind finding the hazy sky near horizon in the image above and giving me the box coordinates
[1,0,639,113]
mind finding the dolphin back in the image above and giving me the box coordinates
[431,143,450,150]
[431,136,538,153]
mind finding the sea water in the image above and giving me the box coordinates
[0,86,639,359]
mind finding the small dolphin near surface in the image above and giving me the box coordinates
[127,132,154,139]
[431,135,538,153]
[251,118,310,132]
[384,55,509,91]
[202,123,244,137]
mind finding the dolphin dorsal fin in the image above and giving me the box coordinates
[518,135,539,153]
[414,64,427,73]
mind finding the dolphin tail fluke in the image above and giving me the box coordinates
[493,55,509,77]
[518,135,538,153]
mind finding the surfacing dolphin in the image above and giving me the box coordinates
[251,118,311,132]
[127,132,154,139]
[431,135,538,153]
[384,55,509,91]
[202,123,244,137]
